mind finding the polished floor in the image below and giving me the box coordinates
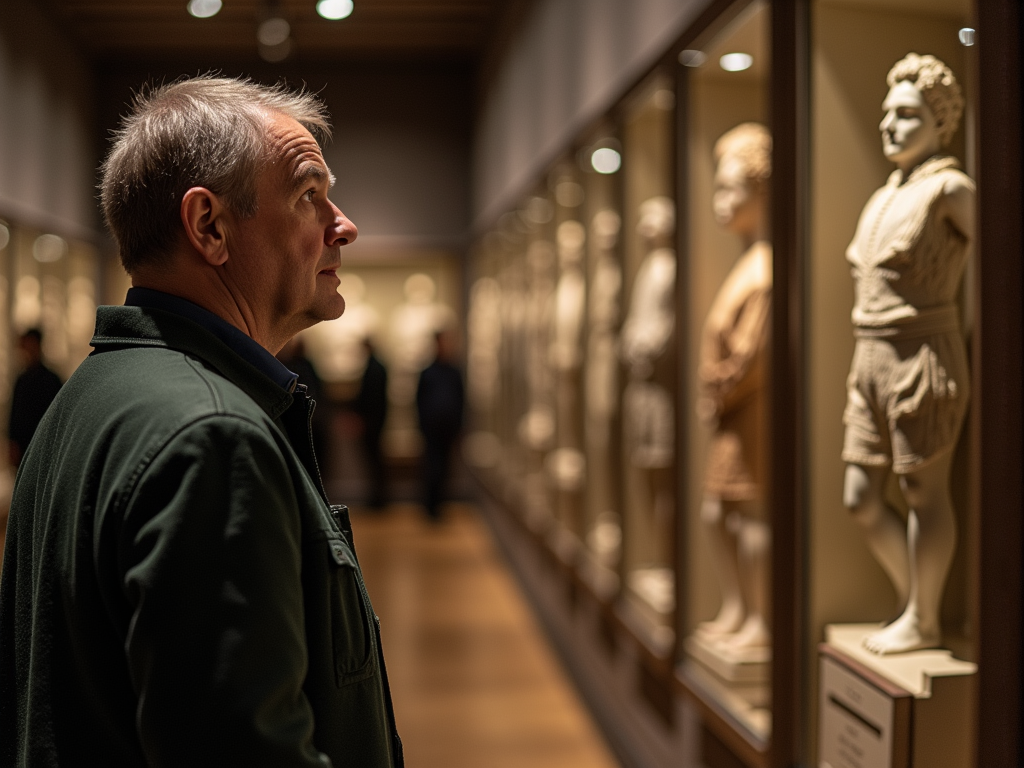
[351,501,621,768]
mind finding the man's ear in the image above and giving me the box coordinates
[180,187,229,266]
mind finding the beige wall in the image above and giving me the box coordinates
[0,3,98,240]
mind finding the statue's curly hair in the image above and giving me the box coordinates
[713,122,772,183]
[886,53,964,147]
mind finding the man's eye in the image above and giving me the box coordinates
[897,108,917,119]
[303,189,316,202]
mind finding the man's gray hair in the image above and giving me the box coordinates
[100,75,331,273]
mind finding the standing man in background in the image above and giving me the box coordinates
[0,76,402,767]
[416,329,464,521]
[6,329,62,469]
[355,337,389,509]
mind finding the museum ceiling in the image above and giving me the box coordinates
[40,0,520,63]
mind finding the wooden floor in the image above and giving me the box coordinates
[351,501,621,768]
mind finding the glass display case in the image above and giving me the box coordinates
[807,0,978,763]
[546,162,589,558]
[618,69,678,647]
[465,0,1022,764]
[579,124,625,599]
[678,0,773,743]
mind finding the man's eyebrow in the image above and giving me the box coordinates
[291,163,336,191]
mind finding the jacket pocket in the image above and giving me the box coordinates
[325,535,376,686]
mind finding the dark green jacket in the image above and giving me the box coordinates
[0,306,403,767]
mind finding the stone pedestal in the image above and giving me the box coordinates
[819,624,977,768]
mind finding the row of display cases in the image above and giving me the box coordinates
[465,1,1021,765]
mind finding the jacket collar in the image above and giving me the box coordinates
[91,305,294,420]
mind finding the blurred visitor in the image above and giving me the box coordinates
[7,329,62,469]
[355,338,388,508]
[277,334,332,471]
[415,329,464,521]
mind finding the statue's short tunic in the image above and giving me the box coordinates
[842,156,973,473]
[699,242,772,501]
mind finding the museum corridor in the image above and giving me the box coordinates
[348,502,619,768]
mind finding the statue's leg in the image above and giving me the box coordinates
[864,451,954,654]
[843,463,910,609]
[724,514,771,651]
[697,496,745,637]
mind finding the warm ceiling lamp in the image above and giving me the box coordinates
[719,52,753,72]
[317,0,354,20]
[591,148,621,175]
[187,0,222,18]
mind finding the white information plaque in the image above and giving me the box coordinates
[819,655,908,768]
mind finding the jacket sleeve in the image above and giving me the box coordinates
[117,415,329,768]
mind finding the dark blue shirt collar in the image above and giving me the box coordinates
[124,287,298,392]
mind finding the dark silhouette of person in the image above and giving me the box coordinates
[277,335,332,475]
[415,330,464,521]
[7,329,62,469]
[354,338,388,508]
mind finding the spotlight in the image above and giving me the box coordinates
[187,0,222,18]
[719,52,753,72]
[317,0,354,20]
[258,17,291,46]
[678,49,707,67]
[591,148,621,175]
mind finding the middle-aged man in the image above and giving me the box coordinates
[0,76,402,767]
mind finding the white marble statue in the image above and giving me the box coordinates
[695,123,773,656]
[621,196,677,612]
[518,240,557,453]
[467,276,502,415]
[584,210,623,566]
[841,54,974,655]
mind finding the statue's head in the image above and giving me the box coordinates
[556,220,585,267]
[636,196,675,242]
[712,122,771,233]
[881,54,963,167]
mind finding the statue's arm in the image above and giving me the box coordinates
[940,175,976,244]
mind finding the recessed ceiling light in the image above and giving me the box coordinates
[317,0,354,20]
[258,17,291,47]
[187,0,222,19]
[720,52,753,72]
[959,28,976,46]
[678,49,707,67]
[591,148,621,175]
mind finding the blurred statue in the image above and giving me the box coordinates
[466,277,502,417]
[547,220,587,500]
[842,54,974,654]
[585,210,623,567]
[621,196,676,613]
[695,123,773,656]
[518,241,557,454]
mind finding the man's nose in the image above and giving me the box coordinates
[326,200,358,246]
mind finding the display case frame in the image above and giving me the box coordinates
[466,0,1022,765]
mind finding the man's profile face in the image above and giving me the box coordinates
[226,111,357,340]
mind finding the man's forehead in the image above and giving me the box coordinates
[264,111,333,184]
